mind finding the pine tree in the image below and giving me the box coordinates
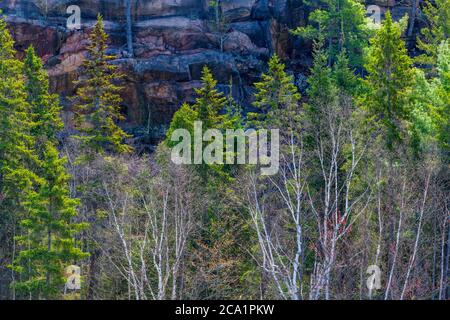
[12,143,88,298]
[332,49,359,94]
[307,43,337,109]
[9,46,88,299]
[0,17,42,298]
[434,40,450,153]
[362,11,415,149]
[192,65,229,131]
[165,66,238,177]
[24,46,63,142]
[250,54,302,135]
[416,0,450,71]
[0,18,36,189]
[73,14,131,154]
[252,55,301,114]
[165,65,229,144]
[163,67,246,298]
[293,0,371,67]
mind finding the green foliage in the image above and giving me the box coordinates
[250,54,302,134]
[407,69,438,155]
[73,15,131,154]
[24,46,63,141]
[252,55,301,113]
[1,2,449,301]
[9,44,88,299]
[0,16,38,223]
[405,40,450,157]
[293,0,371,67]
[192,66,229,130]
[307,42,337,109]
[433,40,450,152]
[333,49,360,94]
[361,11,415,149]
[12,143,88,298]
[166,66,240,178]
[416,0,450,70]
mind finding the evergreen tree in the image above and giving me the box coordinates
[293,0,371,67]
[0,18,36,194]
[416,0,450,71]
[164,66,247,298]
[332,49,359,94]
[307,43,337,109]
[250,54,302,159]
[73,14,130,154]
[0,17,43,299]
[166,66,239,177]
[361,11,415,149]
[302,41,340,138]
[12,143,88,298]
[70,16,130,299]
[192,66,229,131]
[9,46,88,299]
[252,54,301,121]
[434,40,450,153]
[23,46,63,142]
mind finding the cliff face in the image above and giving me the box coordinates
[0,0,416,136]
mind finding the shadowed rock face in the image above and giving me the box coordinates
[1,0,299,131]
[0,0,415,134]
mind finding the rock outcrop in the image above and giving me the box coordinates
[0,0,420,137]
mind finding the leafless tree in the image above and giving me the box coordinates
[246,130,305,300]
[307,96,371,300]
[100,156,194,300]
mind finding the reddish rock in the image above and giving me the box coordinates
[0,0,346,131]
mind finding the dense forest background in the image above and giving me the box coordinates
[0,0,449,300]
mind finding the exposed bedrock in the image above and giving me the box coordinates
[0,0,418,134]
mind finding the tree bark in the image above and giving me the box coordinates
[125,0,134,57]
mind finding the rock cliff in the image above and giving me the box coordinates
[0,0,419,138]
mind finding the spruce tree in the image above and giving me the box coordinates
[307,43,337,109]
[166,66,239,177]
[332,49,359,94]
[293,0,371,67]
[0,17,42,298]
[9,46,88,299]
[0,18,36,191]
[193,66,228,130]
[250,54,301,132]
[23,46,63,141]
[73,14,130,154]
[164,67,246,298]
[434,40,450,153]
[416,0,450,71]
[302,41,340,139]
[362,11,415,149]
[165,65,230,142]
[252,55,301,113]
